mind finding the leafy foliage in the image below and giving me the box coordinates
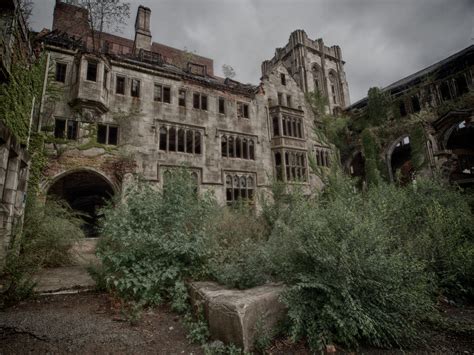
[98,169,215,310]
[361,128,381,186]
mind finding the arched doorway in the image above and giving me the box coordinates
[348,151,366,189]
[445,119,474,186]
[387,135,413,184]
[47,170,115,237]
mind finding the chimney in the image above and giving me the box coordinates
[133,6,152,54]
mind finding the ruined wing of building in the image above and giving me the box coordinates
[0,0,34,266]
[34,0,350,236]
[346,45,474,186]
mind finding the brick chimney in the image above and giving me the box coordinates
[133,5,152,54]
[52,0,89,38]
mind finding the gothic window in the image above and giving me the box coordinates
[249,140,255,160]
[219,97,225,114]
[228,136,235,157]
[97,124,118,145]
[312,63,323,92]
[86,61,97,81]
[54,118,78,140]
[159,127,167,151]
[225,173,255,204]
[329,71,340,105]
[131,79,140,97]
[236,137,242,158]
[55,63,67,82]
[177,128,185,152]
[237,102,249,118]
[158,125,202,155]
[179,89,186,107]
[116,75,125,95]
[221,136,228,157]
[272,116,280,137]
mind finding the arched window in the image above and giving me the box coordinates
[249,140,255,160]
[159,126,167,151]
[177,128,185,152]
[194,131,201,154]
[291,119,297,138]
[168,127,176,151]
[312,63,323,92]
[247,176,254,200]
[240,176,247,199]
[273,116,280,137]
[236,137,242,158]
[221,136,228,157]
[233,175,240,200]
[329,71,340,106]
[282,117,288,136]
[297,120,302,138]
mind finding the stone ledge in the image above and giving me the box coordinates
[188,281,286,352]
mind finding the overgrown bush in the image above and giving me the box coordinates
[206,205,269,289]
[265,174,474,350]
[0,198,84,308]
[97,169,216,312]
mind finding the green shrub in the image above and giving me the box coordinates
[0,198,84,308]
[206,206,269,289]
[267,177,436,350]
[97,169,216,311]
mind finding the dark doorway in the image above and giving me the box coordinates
[390,136,413,184]
[446,120,474,185]
[47,170,114,237]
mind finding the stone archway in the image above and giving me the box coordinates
[46,169,116,237]
[386,135,413,183]
[444,119,474,186]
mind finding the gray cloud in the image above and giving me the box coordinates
[31,0,474,103]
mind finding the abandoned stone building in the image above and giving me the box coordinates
[35,1,351,234]
[0,0,33,265]
[346,45,474,186]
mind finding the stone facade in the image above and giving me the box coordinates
[0,0,32,267]
[37,1,351,226]
[347,45,474,186]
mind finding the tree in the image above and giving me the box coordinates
[222,64,236,79]
[79,0,131,52]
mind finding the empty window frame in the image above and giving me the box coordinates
[193,93,208,110]
[103,68,108,89]
[315,148,330,167]
[221,135,255,160]
[55,63,67,82]
[131,79,140,97]
[116,75,125,95]
[158,125,202,155]
[178,89,186,107]
[54,118,78,140]
[237,102,249,118]
[280,116,303,138]
[284,151,307,182]
[411,95,421,113]
[86,61,97,81]
[225,174,255,204]
[218,97,225,114]
[280,73,286,85]
[154,84,171,103]
[97,124,118,145]
[272,116,280,137]
[277,93,283,106]
[286,95,292,108]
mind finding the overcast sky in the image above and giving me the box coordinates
[30,0,474,103]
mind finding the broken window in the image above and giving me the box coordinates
[179,89,186,107]
[221,135,255,160]
[192,93,208,110]
[159,127,167,151]
[155,84,171,103]
[97,124,118,145]
[219,97,225,114]
[194,131,202,154]
[186,130,193,153]
[131,79,140,98]
[55,118,78,140]
[201,95,208,111]
[280,73,286,85]
[285,151,307,182]
[193,93,200,109]
[168,127,176,151]
[411,95,421,113]
[163,87,171,103]
[274,152,283,181]
[158,125,202,155]
[116,76,125,95]
[221,136,228,157]
[86,61,97,81]
[399,101,407,117]
[55,63,67,83]
[286,95,292,108]
[237,102,249,118]
[177,129,185,152]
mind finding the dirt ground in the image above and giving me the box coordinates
[1,292,473,354]
[0,292,203,355]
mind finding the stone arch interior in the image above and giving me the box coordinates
[47,170,114,237]
[390,136,413,183]
[446,119,474,184]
